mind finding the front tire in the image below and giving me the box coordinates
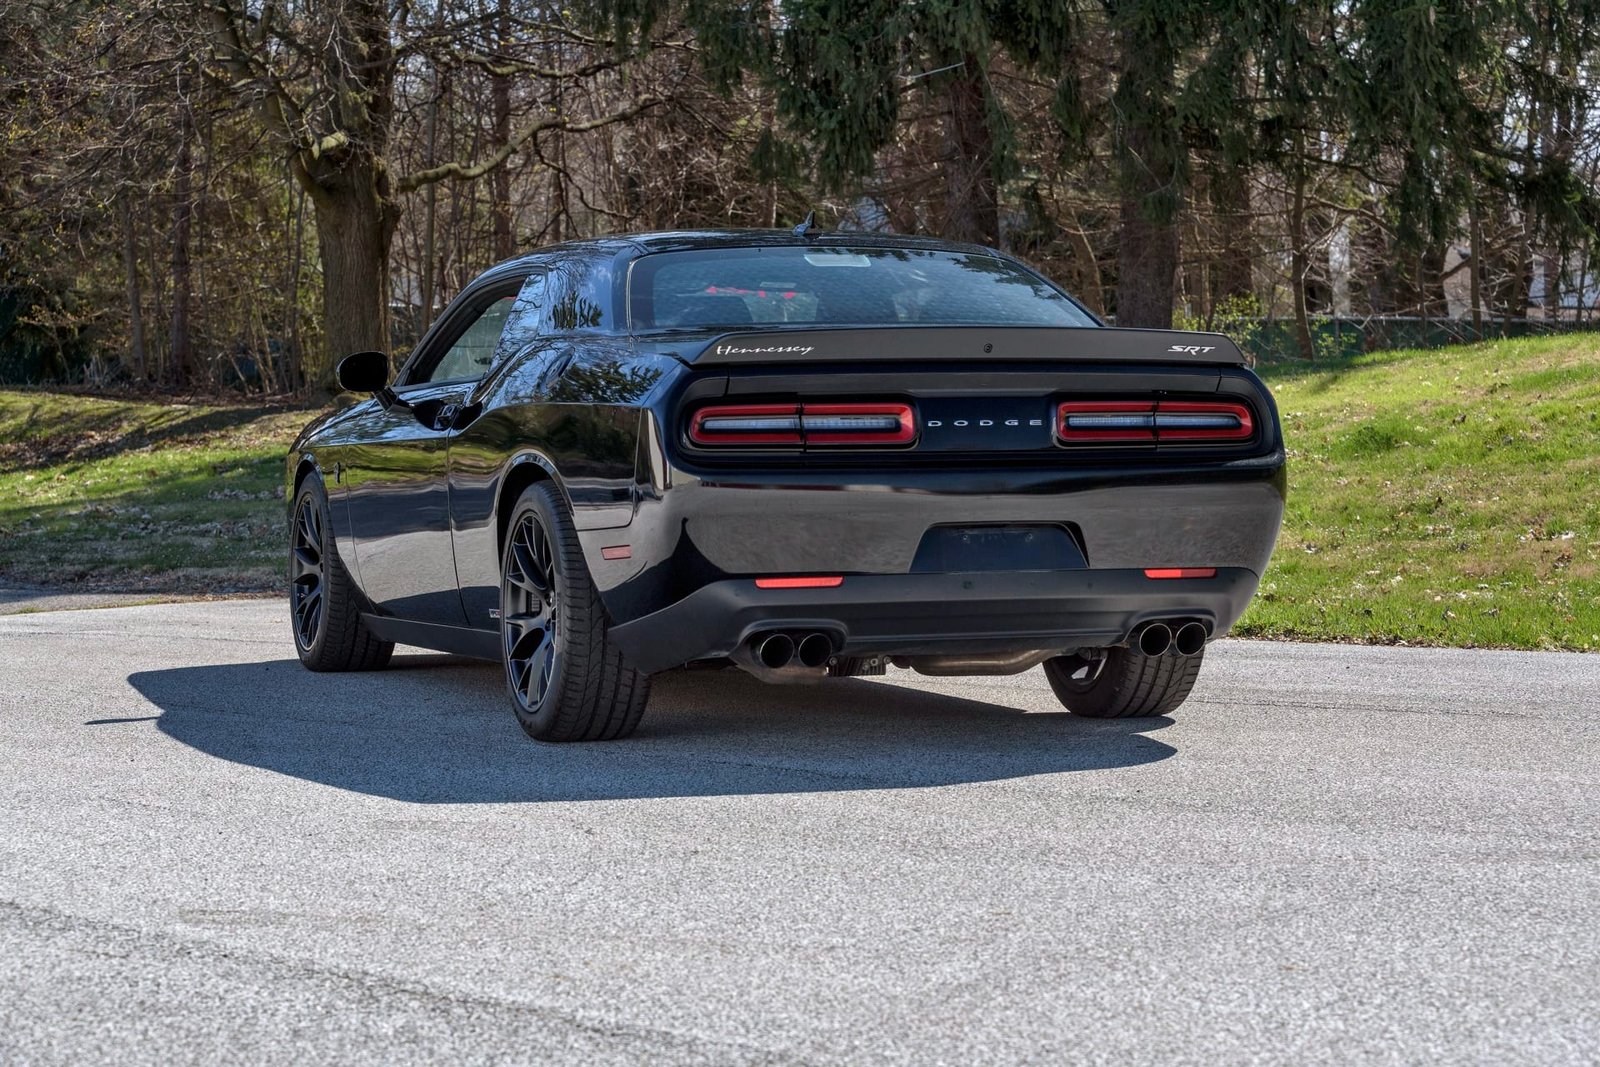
[1043,645,1202,718]
[289,475,394,672]
[500,482,650,742]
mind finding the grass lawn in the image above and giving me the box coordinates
[1243,333,1599,650]
[2,331,1596,648]
[0,391,309,594]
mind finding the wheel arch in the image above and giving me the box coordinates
[495,452,567,561]
[289,453,320,509]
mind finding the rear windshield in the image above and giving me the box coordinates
[628,246,1095,331]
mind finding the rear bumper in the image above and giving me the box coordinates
[608,567,1259,674]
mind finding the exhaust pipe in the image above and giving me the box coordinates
[1135,622,1173,658]
[795,632,834,670]
[1173,621,1208,657]
[754,632,795,670]
[730,631,827,683]
[892,649,1055,676]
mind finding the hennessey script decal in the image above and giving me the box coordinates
[713,343,816,357]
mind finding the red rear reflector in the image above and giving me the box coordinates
[1057,400,1254,444]
[754,576,845,589]
[689,403,915,447]
[1144,567,1218,579]
[601,545,632,560]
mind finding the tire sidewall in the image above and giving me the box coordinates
[500,485,572,737]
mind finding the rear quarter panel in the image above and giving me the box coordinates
[447,342,677,627]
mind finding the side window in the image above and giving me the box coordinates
[417,294,518,384]
[491,272,549,364]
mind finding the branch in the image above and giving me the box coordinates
[447,50,626,80]
[199,1,311,177]
[395,94,662,193]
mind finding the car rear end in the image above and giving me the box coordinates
[595,241,1285,678]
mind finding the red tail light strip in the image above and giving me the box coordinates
[690,403,915,447]
[1056,400,1254,444]
[1144,567,1218,579]
[754,575,845,589]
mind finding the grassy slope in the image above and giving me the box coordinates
[1,333,1596,647]
[0,391,308,592]
[1241,334,1600,650]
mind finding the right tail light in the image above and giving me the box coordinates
[1056,399,1254,445]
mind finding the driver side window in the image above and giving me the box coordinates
[417,295,518,384]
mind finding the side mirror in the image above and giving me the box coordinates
[336,350,391,394]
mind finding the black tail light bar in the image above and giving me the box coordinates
[1055,399,1254,444]
[689,402,916,447]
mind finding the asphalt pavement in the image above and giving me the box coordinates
[1,599,1596,1065]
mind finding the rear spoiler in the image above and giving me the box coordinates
[687,326,1246,366]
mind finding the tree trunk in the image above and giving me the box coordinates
[1113,20,1180,328]
[1289,163,1314,360]
[421,73,443,324]
[169,78,195,387]
[309,167,395,382]
[1419,244,1449,318]
[1209,166,1253,303]
[940,56,999,247]
[1468,183,1483,338]
[143,198,167,380]
[1116,184,1177,327]
[285,179,307,391]
[118,190,146,379]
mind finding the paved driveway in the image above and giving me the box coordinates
[1,600,1596,1064]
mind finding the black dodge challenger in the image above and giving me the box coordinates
[287,228,1285,741]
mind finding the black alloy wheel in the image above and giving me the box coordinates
[498,482,650,741]
[288,475,393,672]
[502,510,563,716]
[290,493,325,650]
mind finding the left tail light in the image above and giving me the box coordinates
[1055,399,1254,444]
[688,404,802,445]
[689,402,915,447]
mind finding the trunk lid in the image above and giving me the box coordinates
[675,325,1246,367]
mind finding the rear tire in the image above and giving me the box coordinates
[500,482,650,742]
[289,475,394,672]
[1044,645,1202,718]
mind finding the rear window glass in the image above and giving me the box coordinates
[628,246,1094,331]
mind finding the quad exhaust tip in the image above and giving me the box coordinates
[1173,621,1209,657]
[796,633,834,670]
[1134,620,1208,658]
[736,630,835,682]
[1137,622,1173,657]
[754,632,796,670]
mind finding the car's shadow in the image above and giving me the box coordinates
[126,654,1176,802]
